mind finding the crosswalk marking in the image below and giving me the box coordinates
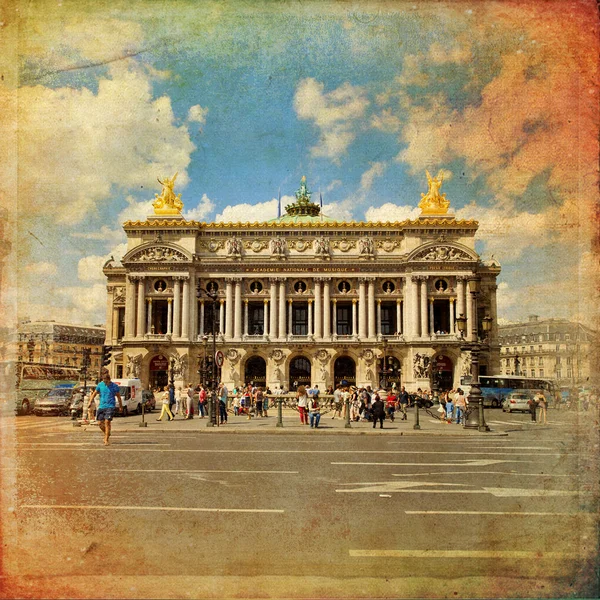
[350,549,585,559]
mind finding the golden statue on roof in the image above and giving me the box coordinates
[418,169,451,215]
[153,172,184,215]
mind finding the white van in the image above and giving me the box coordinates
[112,378,143,416]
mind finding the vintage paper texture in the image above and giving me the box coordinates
[0,0,598,598]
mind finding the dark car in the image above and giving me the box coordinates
[34,386,77,416]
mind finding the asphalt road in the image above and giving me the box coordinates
[1,409,598,599]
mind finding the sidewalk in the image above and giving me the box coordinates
[77,407,508,436]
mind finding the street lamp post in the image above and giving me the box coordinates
[197,283,219,427]
[455,308,493,432]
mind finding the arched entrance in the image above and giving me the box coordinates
[289,356,311,391]
[149,354,169,390]
[244,356,266,387]
[334,356,356,388]
[432,354,454,391]
[378,355,402,389]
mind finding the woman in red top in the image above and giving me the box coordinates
[385,390,397,422]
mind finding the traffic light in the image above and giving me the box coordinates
[101,345,113,368]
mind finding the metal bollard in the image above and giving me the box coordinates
[414,400,421,430]
[206,395,215,428]
[139,398,148,427]
[276,397,283,428]
[344,396,351,429]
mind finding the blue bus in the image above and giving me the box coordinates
[459,375,557,408]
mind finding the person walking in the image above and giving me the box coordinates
[198,384,207,418]
[175,386,184,416]
[332,384,342,419]
[308,394,321,428]
[444,393,455,424]
[89,371,123,446]
[254,387,264,418]
[398,386,409,420]
[297,385,309,425]
[156,386,175,421]
[536,391,547,425]
[371,393,385,429]
[454,389,467,425]
[385,389,397,422]
[218,382,228,424]
[528,395,538,422]
[168,383,176,416]
[186,383,195,419]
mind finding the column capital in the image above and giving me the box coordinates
[128,274,143,282]
[450,297,456,303]
[233,277,243,283]
[352,298,357,304]
[288,298,293,304]
[314,276,331,283]
[220,299,225,305]
[225,277,236,284]
[167,298,173,304]
[377,299,381,305]
[411,275,420,283]
[244,298,249,304]
[147,298,153,304]
[308,299,313,305]
[456,275,469,282]
[429,297,434,304]
[396,298,402,304]
[263,299,269,304]
[269,277,279,284]
[333,298,337,304]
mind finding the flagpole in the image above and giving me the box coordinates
[277,188,281,219]
[320,189,323,222]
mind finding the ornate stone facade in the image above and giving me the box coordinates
[103,176,501,392]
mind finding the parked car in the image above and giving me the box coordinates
[502,392,532,413]
[34,385,77,416]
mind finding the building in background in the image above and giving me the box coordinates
[16,320,105,376]
[498,315,598,388]
[103,172,501,392]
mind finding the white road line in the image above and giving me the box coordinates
[349,550,584,559]
[405,510,595,516]
[113,469,299,474]
[392,471,572,478]
[336,483,585,496]
[390,445,555,450]
[331,460,535,466]
[20,504,284,513]
[18,442,171,447]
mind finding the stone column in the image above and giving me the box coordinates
[468,279,479,342]
[288,299,293,336]
[112,307,119,344]
[234,279,242,340]
[199,301,205,336]
[411,276,420,338]
[278,279,286,340]
[358,278,367,339]
[420,277,428,339]
[352,299,357,337]
[377,299,382,336]
[136,277,145,338]
[368,278,376,339]
[429,298,435,336]
[323,278,331,340]
[225,279,234,340]
[489,284,498,343]
[182,278,190,339]
[190,272,197,340]
[396,300,402,335]
[456,276,466,322]
[244,299,249,336]
[125,276,136,339]
[167,298,173,335]
[219,300,225,335]
[269,278,278,339]
[449,298,455,335]
[263,299,269,336]
[332,299,337,336]
[173,277,182,338]
[466,281,474,342]
[146,298,153,334]
[308,300,313,336]
[314,279,322,339]
[105,288,114,343]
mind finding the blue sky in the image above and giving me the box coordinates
[8,0,598,328]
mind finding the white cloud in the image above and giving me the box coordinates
[216,198,280,223]
[364,203,420,222]
[24,262,58,276]
[118,196,156,223]
[371,109,401,133]
[17,63,196,225]
[322,202,353,222]
[294,77,369,162]
[496,281,518,313]
[78,243,128,282]
[71,225,125,246]
[326,179,342,193]
[183,193,215,221]
[56,284,107,322]
[187,104,209,125]
[360,161,387,191]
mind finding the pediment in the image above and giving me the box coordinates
[407,242,478,262]
[123,243,192,264]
